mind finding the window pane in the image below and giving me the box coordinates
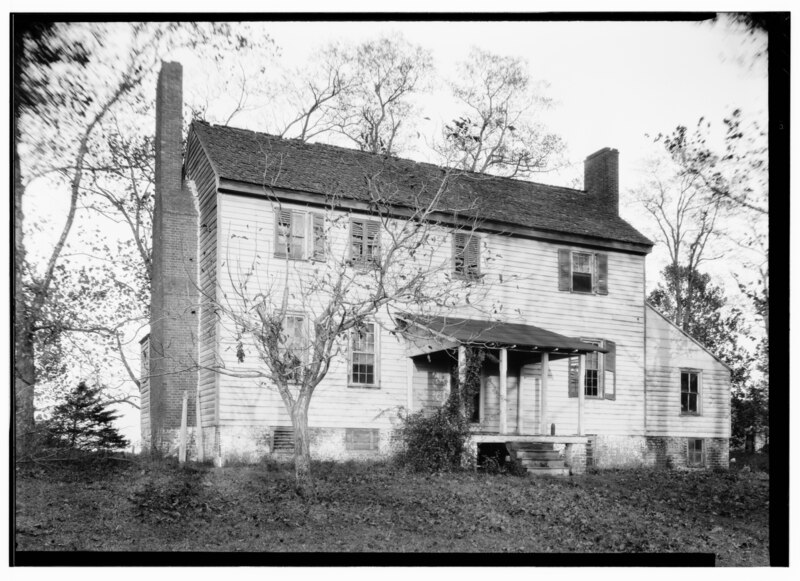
[572,272,593,293]
[681,372,688,392]
[681,393,689,413]
[690,373,698,393]
[573,253,592,273]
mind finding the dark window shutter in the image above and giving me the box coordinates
[366,220,380,264]
[453,232,466,274]
[595,253,608,295]
[466,236,480,276]
[558,249,571,291]
[350,220,363,263]
[568,355,579,398]
[604,340,616,400]
[274,209,292,258]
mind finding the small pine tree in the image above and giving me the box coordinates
[43,381,129,452]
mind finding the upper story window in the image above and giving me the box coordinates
[274,208,326,261]
[558,249,608,295]
[568,339,616,400]
[349,322,379,387]
[453,232,481,279]
[350,219,381,269]
[681,369,701,415]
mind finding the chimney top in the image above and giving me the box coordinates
[584,147,619,215]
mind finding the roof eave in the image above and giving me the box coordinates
[216,177,653,255]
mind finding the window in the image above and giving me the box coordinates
[558,249,608,294]
[453,232,481,279]
[311,213,326,261]
[349,322,378,387]
[274,209,325,260]
[687,438,704,466]
[350,219,380,268]
[345,428,380,452]
[584,349,600,397]
[568,339,616,400]
[282,314,306,383]
[681,370,700,414]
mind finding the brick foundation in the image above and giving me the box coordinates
[586,435,729,470]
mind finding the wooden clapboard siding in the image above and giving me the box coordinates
[185,130,219,426]
[645,305,731,438]
[214,191,651,436]
[411,358,450,415]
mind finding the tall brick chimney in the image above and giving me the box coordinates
[584,147,619,215]
[145,62,198,452]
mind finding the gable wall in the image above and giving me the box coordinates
[212,191,648,436]
[645,306,731,438]
[185,132,219,427]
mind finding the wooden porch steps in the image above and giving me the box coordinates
[507,442,570,477]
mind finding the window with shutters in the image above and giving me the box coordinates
[558,249,608,294]
[349,322,379,387]
[350,219,381,269]
[453,232,481,279]
[345,428,380,452]
[274,209,305,260]
[568,339,616,400]
[681,369,701,415]
[282,314,306,384]
[687,438,704,466]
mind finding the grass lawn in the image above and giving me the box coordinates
[14,456,769,565]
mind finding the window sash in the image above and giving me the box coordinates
[350,323,377,386]
[681,371,700,414]
[351,219,380,267]
[687,439,704,465]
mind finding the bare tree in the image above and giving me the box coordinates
[210,165,497,496]
[14,21,270,456]
[440,47,564,178]
[634,157,722,330]
[333,34,433,154]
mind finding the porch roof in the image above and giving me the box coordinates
[401,315,608,354]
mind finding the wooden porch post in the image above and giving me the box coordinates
[499,348,508,435]
[541,352,549,435]
[578,353,586,436]
[516,367,523,435]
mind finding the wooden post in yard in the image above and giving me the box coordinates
[577,353,586,436]
[541,352,549,435]
[499,348,508,435]
[195,388,204,462]
[179,390,188,464]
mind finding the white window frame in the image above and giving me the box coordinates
[680,369,702,416]
[274,208,326,261]
[571,251,595,294]
[687,438,704,466]
[581,338,604,398]
[348,321,380,388]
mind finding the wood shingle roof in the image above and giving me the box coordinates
[191,121,653,248]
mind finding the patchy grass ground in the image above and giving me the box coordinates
[15,456,769,564]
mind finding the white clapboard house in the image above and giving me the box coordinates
[141,63,731,472]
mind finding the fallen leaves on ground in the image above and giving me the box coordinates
[14,457,769,564]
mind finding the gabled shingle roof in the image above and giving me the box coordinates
[191,121,653,248]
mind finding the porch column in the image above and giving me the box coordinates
[516,367,523,435]
[578,353,586,436]
[541,352,549,435]
[457,344,467,392]
[499,348,508,435]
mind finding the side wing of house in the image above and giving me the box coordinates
[644,304,731,467]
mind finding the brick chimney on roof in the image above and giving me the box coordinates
[584,147,619,215]
[146,61,198,453]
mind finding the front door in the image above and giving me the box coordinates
[520,365,542,435]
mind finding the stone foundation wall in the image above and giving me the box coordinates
[589,435,729,470]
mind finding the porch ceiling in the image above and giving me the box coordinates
[401,315,608,354]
